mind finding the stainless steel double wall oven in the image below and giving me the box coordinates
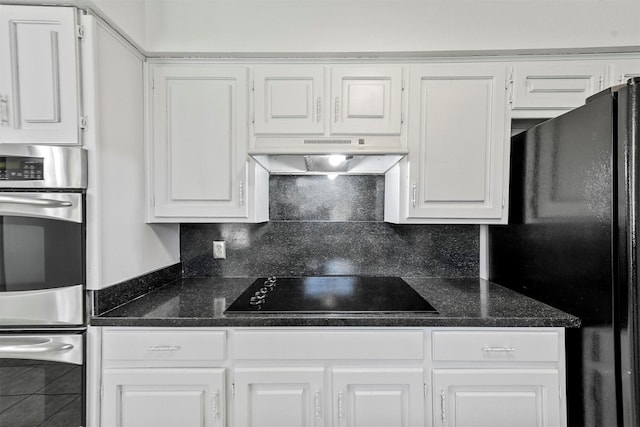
[0,145,87,427]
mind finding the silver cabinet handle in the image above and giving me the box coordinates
[481,345,516,353]
[316,97,322,122]
[334,97,340,122]
[412,182,417,208]
[146,345,181,352]
[239,181,244,206]
[212,391,220,419]
[0,95,8,126]
[440,390,447,422]
[0,337,73,354]
[0,195,72,208]
[314,390,321,420]
[337,389,344,422]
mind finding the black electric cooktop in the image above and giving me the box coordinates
[224,276,438,314]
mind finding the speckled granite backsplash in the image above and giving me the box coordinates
[181,175,479,277]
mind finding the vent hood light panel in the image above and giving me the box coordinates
[251,154,404,175]
[249,136,407,174]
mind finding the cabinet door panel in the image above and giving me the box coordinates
[151,65,249,219]
[234,367,325,427]
[510,61,607,118]
[168,79,233,201]
[0,6,79,144]
[333,367,424,427]
[102,368,225,427]
[433,369,561,427]
[253,66,324,135]
[331,66,402,135]
[408,64,508,220]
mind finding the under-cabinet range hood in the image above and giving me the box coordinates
[251,154,405,175]
[249,137,407,174]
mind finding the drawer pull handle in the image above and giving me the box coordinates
[316,97,322,122]
[146,345,181,352]
[481,345,516,353]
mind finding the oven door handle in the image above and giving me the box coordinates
[0,195,73,208]
[0,335,83,364]
[0,339,73,355]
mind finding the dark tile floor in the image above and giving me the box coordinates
[0,359,83,427]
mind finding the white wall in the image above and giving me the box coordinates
[4,0,638,54]
[81,0,147,50]
[83,16,180,290]
[142,0,640,55]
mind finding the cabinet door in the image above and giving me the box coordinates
[0,5,79,144]
[331,66,402,135]
[233,367,325,427]
[432,369,562,427]
[102,368,225,427]
[150,64,255,221]
[510,61,607,118]
[253,66,325,135]
[406,63,508,221]
[610,59,640,86]
[333,367,425,427]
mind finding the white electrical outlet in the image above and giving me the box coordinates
[213,241,226,259]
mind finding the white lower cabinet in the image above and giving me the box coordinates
[232,367,425,427]
[333,367,425,427]
[432,369,561,427]
[102,368,225,427]
[233,367,325,427]
[97,327,566,427]
[430,329,566,427]
[100,328,228,427]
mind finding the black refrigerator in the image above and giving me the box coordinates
[489,77,640,427]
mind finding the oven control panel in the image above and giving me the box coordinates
[0,156,44,180]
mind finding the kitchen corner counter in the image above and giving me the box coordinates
[90,277,580,328]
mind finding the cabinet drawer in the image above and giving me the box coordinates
[103,329,226,362]
[233,329,424,360]
[432,330,559,362]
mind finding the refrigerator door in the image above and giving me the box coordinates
[617,77,640,427]
[490,90,617,426]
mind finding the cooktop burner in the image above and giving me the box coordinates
[225,276,437,314]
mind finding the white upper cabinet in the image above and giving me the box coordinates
[509,60,608,118]
[253,65,325,135]
[386,63,509,224]
[609,59,640,85]
[250,65,405,154]
[0,5,80,144]
[330,66,403,135]
[148,63,268,223]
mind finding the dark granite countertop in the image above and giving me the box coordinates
[91,277,580,328]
